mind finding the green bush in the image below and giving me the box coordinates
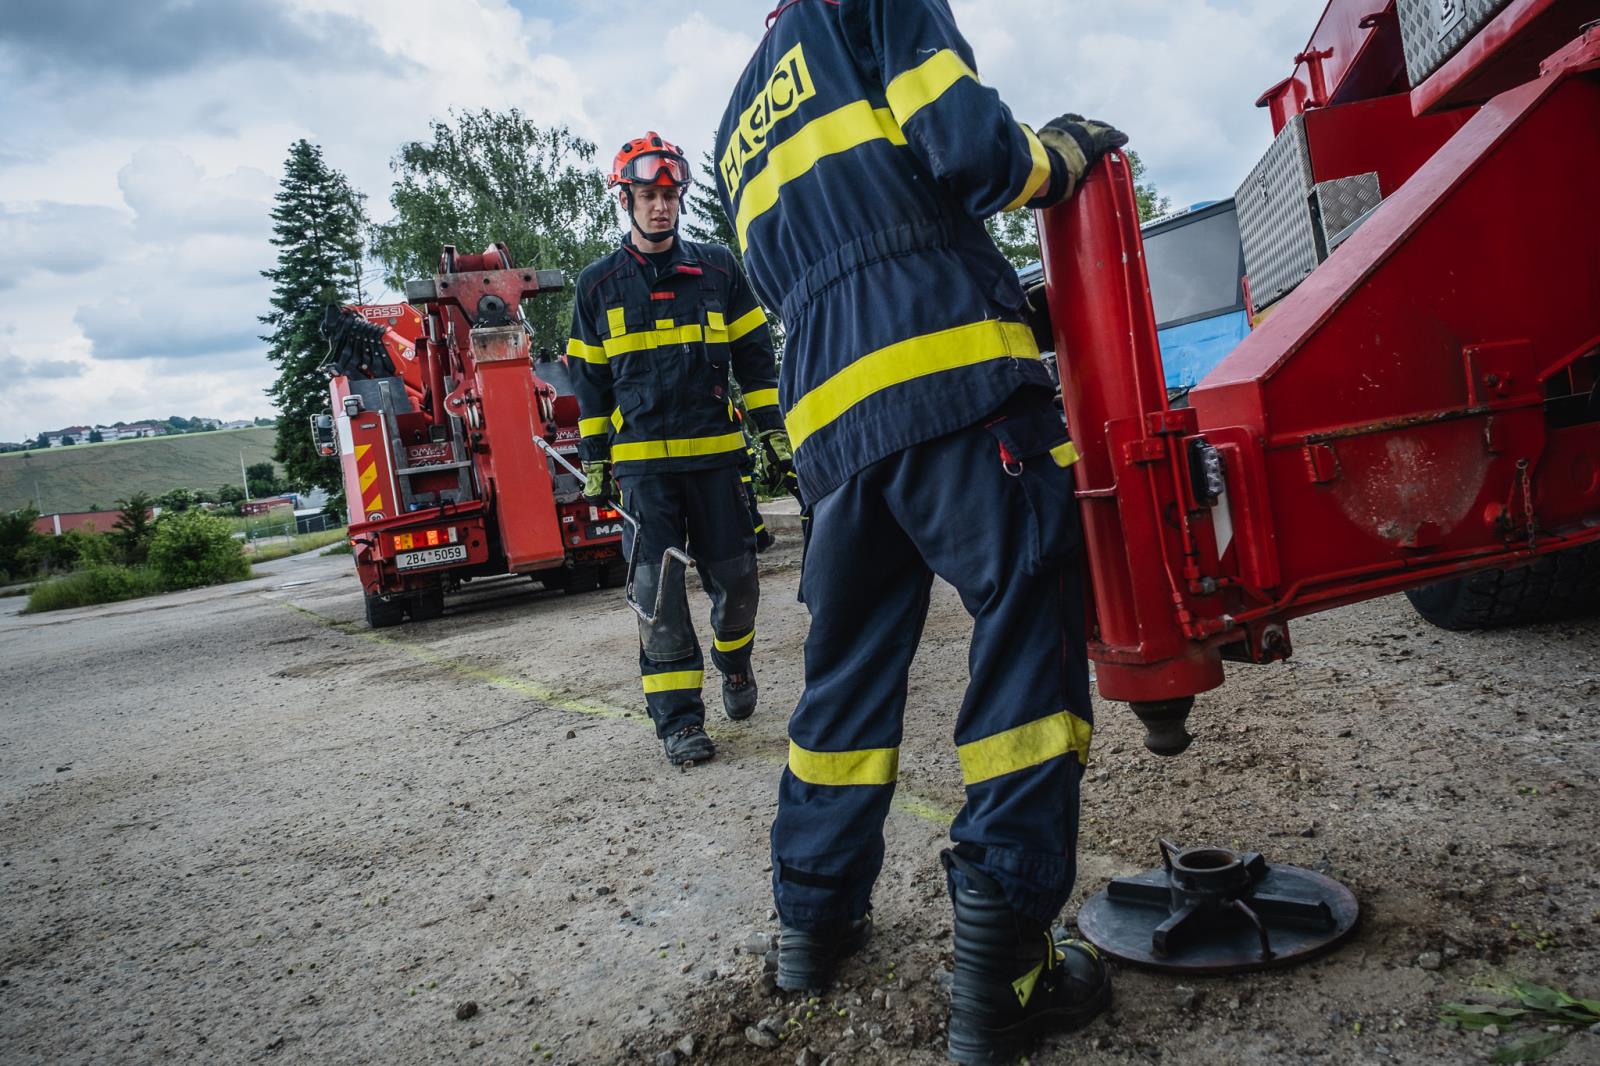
[149,511,251,589]
[24,565,164,613]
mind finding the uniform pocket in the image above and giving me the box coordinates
[984,406,1082,575]
[700,298,731,372]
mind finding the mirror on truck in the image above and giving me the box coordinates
[310,413,337,457]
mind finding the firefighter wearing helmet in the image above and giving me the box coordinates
[716,0,1127,1060]
[567,131,791,767]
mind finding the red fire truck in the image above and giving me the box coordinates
[313,244,624,627]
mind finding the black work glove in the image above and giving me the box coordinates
[1037,114,1130,190]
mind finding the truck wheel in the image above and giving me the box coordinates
[562,565,602,594]
[364,592,406,629]
[409,586,445,621]
[599,559,628,589]
[1406,542,1600,631]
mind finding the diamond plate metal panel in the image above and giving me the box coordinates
[1235,114,1318,309]
[1313,173,1384,255]
[1397,0,1511,86]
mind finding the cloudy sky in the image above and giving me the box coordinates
[0,0,1311,443]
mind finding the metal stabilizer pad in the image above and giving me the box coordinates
[1077,839,1359,974]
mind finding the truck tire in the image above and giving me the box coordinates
[1406,542,1600,631]
[364,592,406,629]
[562,565,602,594]
[409,586,445,621]
[599,559,628,589]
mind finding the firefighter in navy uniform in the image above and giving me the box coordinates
[716,2,1126,1061]
[568,132,790,767]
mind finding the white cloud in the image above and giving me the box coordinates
[117,146,275,240]
[0,0,1320,438]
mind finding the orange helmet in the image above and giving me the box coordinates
[610,132,691,189]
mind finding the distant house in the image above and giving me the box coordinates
[221,419,254,430]
[239,495,297,516]
[45,426,93,447]
[32,510,151,536]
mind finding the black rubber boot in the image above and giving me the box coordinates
[722,671,758,721]
[775,915,873,992]
[663,724,715,766]
[944,851,1110,1065]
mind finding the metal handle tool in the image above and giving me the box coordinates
[533,434,695,625]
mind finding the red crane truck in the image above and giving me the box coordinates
[1033,0,1600,755]
[312,244,624,628]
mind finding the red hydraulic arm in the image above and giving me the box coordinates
[1040,25,1600,755]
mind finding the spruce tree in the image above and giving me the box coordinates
[261,139,367,520]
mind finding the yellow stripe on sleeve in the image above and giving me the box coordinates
[884,48,979,127]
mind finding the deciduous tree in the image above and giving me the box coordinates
[370,111,616,352]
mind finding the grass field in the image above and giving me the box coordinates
[0,428,280,514]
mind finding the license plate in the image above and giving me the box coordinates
[587,522,624,539]
[395,545,467,571]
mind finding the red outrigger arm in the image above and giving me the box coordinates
[1039,26,1600,751]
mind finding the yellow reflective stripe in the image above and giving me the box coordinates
[1004,124,1053,212]
[611,430,748,463]
[714,629,755,653]
[605,323,705,358]
[958,711,1093,786]
[606,307,628,337]
[655,318,675,330]
[611,407,624,432]
[744,388,780,409]
[753,523,766,533]
[788,741,899,786]
[1050,440,1081,468]
[727,306,768,341]
[787,320,1038,450]
[735,101,908,246]
[578,416,611,438]
[885,48,978,127]
[567,337,607,365]
[642,670,704,694]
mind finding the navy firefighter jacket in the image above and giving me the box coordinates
[566,236,782,477]
[715,0,1078,501]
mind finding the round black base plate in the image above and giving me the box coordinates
[1077,863,1359,974]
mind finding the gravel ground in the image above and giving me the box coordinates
[1,536,1596,1066]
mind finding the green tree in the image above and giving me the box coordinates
[683,147,737,249]
[983,150,1171,269]
[0,507,43,582]
[112,492,156,565]
[149,511,250,589]
[261,139,368,521]
[370,111,616,351]
[60,435,76,446]
[155,488,196,514]
[216,484,246,508]
[245,462,281,498]
[87,428,104,443]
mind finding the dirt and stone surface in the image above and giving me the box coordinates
[2,534,1596,1065]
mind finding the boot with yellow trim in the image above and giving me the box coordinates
[944,849,1110,1065]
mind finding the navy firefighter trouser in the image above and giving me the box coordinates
[772,393,1092,930]
[618,466,760,739]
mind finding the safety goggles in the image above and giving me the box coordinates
[620,151,691,187]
